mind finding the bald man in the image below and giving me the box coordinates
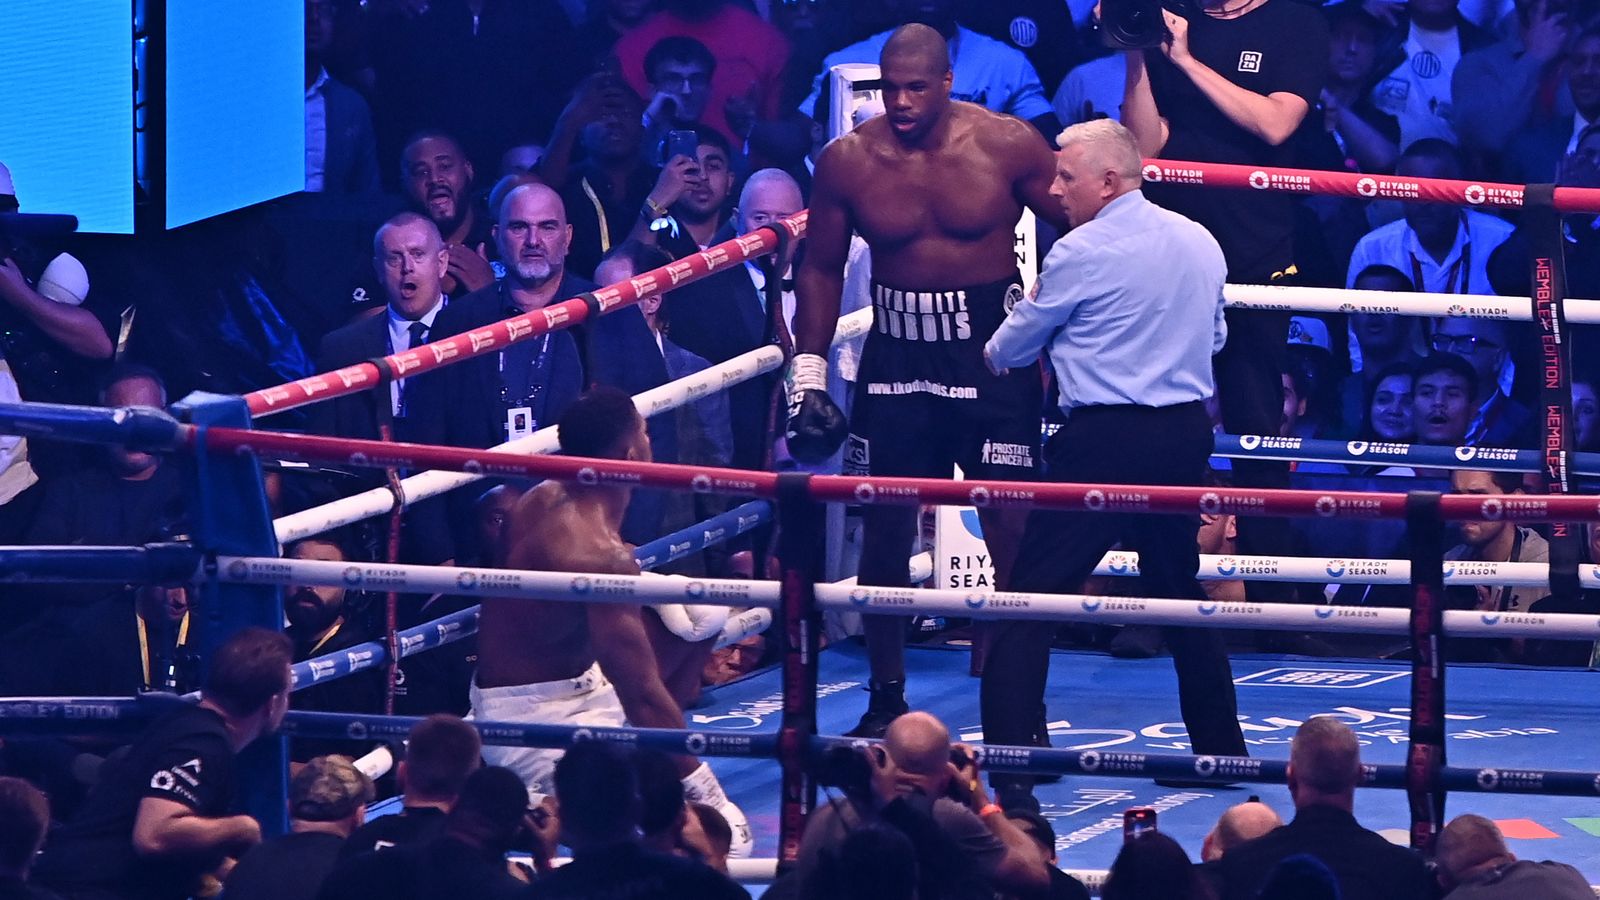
[664,168,807,470]
[796,711,1049,897]
[1216,718,1430,900]
[1201,802,1282,863]
[1435,814,1592,899]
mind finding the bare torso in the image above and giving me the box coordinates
[828,104,1045,288]
[475,482,638,689]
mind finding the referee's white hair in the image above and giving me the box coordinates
[1055,120,1144,184]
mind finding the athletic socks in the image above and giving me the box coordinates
[682,761,753,858]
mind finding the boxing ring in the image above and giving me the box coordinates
[5,161,1600,891]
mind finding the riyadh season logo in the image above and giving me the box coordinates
[1464,184,1486,204]
[570,576,592,595]
[457,572,478,590]
[576,467,599,486]
[342,567,364,586]
[1315,496,1338,517]
[1315,606,1336,619]
[1248,170,1270,189]
[1080,750,1102,772]
[1142,164,1164,182]
[1357,177,1378,197]
[1456,447,1478,462]
[1194,756,1218,777]
[1327,559,1347,578]
[969,485,991,507]
[691,474,713,493]
[1239,435,1261,450]
[1480,498,1504,520]
[227,560,249,580]
[850,588,871,607]
[1084,489,1106,511]
[965,593,988,610]
[1347,441,1368,456]
[1216,557,1239,577]
[1199,492,1223,514]
[855,483,877,503]
[1081,597,1104,612]
[685,733,709,754]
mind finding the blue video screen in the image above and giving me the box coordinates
[0,3,135,234]
[165,1,304,229]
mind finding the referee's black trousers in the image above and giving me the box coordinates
[979,401,1247,770]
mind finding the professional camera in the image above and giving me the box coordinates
[814,744,884,799]
[1099,0,1196,49]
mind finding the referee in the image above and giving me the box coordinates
[980,120,1246,813]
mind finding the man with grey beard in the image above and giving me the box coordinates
[417,182,675,554]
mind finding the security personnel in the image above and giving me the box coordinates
[980,119,1246,813]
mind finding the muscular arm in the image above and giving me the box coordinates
[586,548,687,732]
[0,259,113,359]
[1011,123,1070,234]
[792,142,856,357]
[132,797,260,858]
[1120,52,1170,158]
[1173,58,1310,146]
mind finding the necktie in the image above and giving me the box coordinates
[398,321,429,418]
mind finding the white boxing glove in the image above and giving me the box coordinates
[654,603,730,643]
[682,761,753,858]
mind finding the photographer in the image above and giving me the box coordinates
[1118,0,1327,628]
[796,712,1050,899]
[0,162,113,543]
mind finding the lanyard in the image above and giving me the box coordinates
[579,176,612,255]
[138,610,191,692]
[497,282,556,429]
[306,618,345,658]
[1410,239,1471,295]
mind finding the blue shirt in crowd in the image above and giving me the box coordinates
[985,189,1228,411]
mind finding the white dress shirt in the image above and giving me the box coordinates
[387,296,445,417]
[1345,210,1515,295]
[305,68,329,192]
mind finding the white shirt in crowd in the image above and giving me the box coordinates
[1372,24,1461,149]
[1345,210,1515,295]
[800,26,1052,122]
[1567,110,1600,155]
[1053,55,1125,126]
[386,296,445,417]
[306,68,329,193]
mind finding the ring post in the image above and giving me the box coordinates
[173,392,287,836]
[1404,490,1446,854]
[775,471,822,871]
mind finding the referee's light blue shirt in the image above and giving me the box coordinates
[986,190,1228,411]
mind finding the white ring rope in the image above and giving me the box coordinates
[1224,283,1600,322]
[1089,551,1596,589]
[214,555,1600,640]
[272,308,873,544]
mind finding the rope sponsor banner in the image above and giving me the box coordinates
[1094,551,1600,588]
[1141,158,1600,214]
[1213,433,1600,475]
[1223,283,1600,323]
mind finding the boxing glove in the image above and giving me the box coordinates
[682,761,754,858]
[653,602,730,643]
[784,353,847,463]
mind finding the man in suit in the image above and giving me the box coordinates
[420,182,676,550]
[306,0,380,194]
[1502,25,1600,185]
[311,211,452,562]
[663,169,804,470]
[1217,718,1431,900]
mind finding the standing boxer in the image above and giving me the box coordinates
[786,23,1069,737]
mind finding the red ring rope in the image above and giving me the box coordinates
[183,425,1599,523]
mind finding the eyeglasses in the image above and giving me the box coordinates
[1431,334,1500,354]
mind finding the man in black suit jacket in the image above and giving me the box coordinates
[1217,718,1431,900]
[311,212,454,562]
[663,169,805,470]
[419,183,676,548]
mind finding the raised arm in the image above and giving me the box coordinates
[1120,51,1170,158]
[1158,11,1311,147]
